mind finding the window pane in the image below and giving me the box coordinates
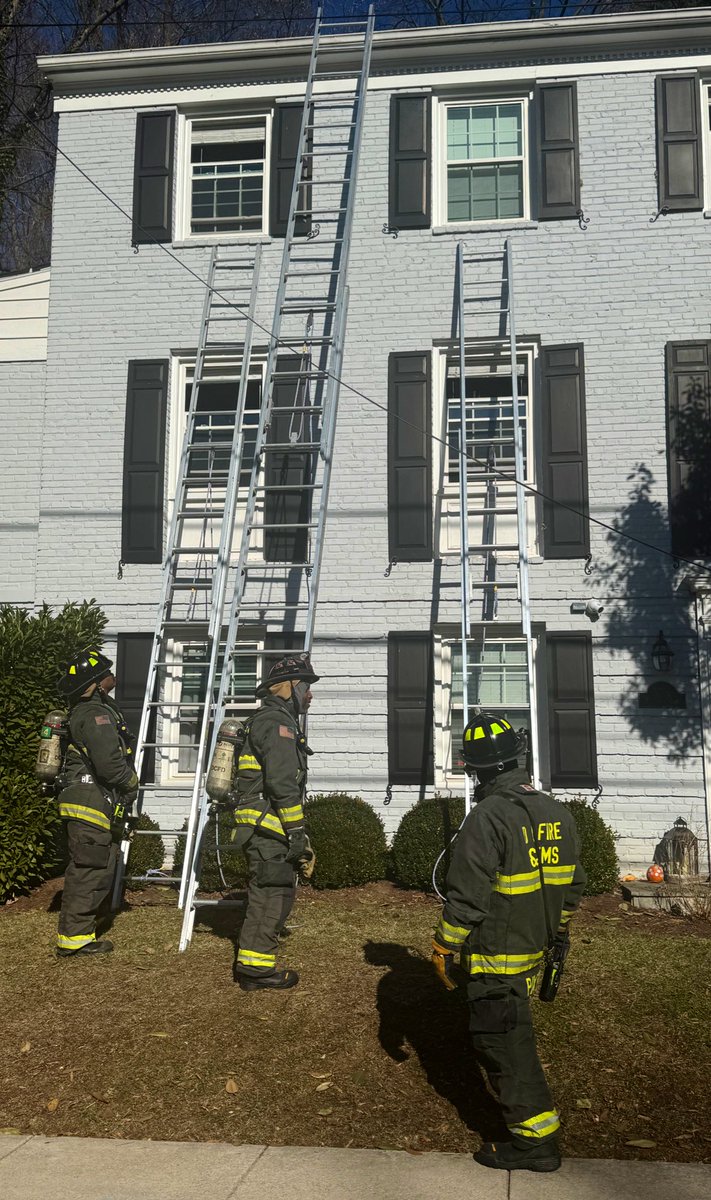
[190,127,265,234]
[446,369,528,484]
[446,102,522,164]
[452,642,529,708]
[178,643,259,773]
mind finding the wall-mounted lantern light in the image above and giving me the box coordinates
[652,630,674,674]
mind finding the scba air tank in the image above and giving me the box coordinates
[35,710,68,787]
[206,718,244,803]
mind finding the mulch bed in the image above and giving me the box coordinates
[1,881,709,1162]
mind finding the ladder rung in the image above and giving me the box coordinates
[171,546,220,555]
[294,208,347,217]
[250,521,320,530]
[301,146,352,155]
[264,441,320,451]
[170,582,213,591]
[304,122,356,131]
[475,581,519,588]
[467,507,518,515]
[310,177,352,185]
[256,482,323,492]
[280,302,337,313]
[287,267,340,277]
[239,603,310,611]
[469,544,520,552]
[269,404,323,414]
[192,899,246,909]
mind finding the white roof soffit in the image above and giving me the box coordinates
[37,8,711,96]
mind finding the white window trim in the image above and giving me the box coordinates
[434,627,535,790]
[433,342,540,560]
[702,78,711,214]
[175,109,272,243]
[433,93,532,229]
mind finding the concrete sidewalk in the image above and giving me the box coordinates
[1,1135,710,1200]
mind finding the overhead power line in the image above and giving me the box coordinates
[2,83,709,584]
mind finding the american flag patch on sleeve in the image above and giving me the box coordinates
[279,725,295,739]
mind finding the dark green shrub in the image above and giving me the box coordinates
[126,813,166,883]
[304,793,388,889]
[0,601,107,903]
[563,797,619,895]
[390,794,466,892]
[172,812,249,892]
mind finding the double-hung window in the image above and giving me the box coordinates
[438,347,537,557]
[185,116,268,238]
[439,635,530,781]
[442,98,529,225]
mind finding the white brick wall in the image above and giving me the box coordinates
[7,54,711,871]
[0,360,44,605]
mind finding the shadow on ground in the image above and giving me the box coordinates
[364,940,506,1145]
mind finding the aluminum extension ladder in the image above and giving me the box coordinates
[177,5,376,950]
[111,244,262,906]
[454,238,540,814]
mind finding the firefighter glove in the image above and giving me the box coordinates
[285,830,309,865]
[431,940,458,991]
[297,835,316,881]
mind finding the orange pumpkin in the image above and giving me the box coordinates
[646,864,664,883]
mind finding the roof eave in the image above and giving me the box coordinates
[37,8,711,94]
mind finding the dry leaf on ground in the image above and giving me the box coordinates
[626,1139,657,1149]
[225,1079,238,1094]
[576,1098,593,1109]
[20,1042,30,1054]
[315,1082,333,1092]
[46,1098,59,1113]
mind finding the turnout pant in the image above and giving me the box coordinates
[57,821,118,952]
[468,973,560,1147]
[233,826,296,977]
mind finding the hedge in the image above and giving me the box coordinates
[304,793,388,889]
[563,797,619,895]
[390,794,466,892]
[172,812,250,892]
[126,813,166,884]
[0,601,107,903]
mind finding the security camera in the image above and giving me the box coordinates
[570,599,604,622]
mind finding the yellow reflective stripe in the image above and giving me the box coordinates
[494,868,540,895]
[233,808,286,837]
[238,755,260,769]
[464,950,544,976]
[57,932,96,949]
[279,805,304,825]
[237,948,276,967]
[542,865,575,884]
[509,1110,560,1140]
[436,918,469,945]
[559,909,575,925]
[59,804,111,831]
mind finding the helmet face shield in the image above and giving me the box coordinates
[57,650,113,699]
[462,713,526,771]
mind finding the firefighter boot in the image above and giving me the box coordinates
[237,968,299,992]
[57,940,114,958]
[474,1138,561,1173]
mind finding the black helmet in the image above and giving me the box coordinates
[461,712,526,770]
[58,650,113,699]
[256,652,319,697]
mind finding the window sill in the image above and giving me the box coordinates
[172,235,272,248]
[432,220,538,236]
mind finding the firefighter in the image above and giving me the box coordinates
[55,650,138,957]
[231,652,318,992]
[431,713,586,1173]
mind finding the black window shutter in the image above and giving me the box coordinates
[115,633,154,782]
[264,354,313,562]
[541,344,590,559]
[666,340,711,557]
[122,360,169,564]
[536,83,580,220]
[388,351,433,562]
[655,74,703,213]
[388,632,434,786]
[270,104,311,238]
[389,94,431,229]
[132,111,175,244]
[547,633,597,789]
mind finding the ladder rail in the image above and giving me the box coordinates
[455,243,474,817]
[505,238,540,788]
[176,245,263,909]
